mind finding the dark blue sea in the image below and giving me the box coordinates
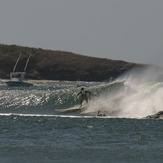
[0,70,163,163]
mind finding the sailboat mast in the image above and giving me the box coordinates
[24,53,32,72]
[13,53,21,72]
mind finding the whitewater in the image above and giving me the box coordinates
[84,67,163,118]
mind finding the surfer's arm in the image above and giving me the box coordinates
[76,91,81,98]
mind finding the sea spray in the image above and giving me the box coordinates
[83,66,163,118]
[83,81,125,116]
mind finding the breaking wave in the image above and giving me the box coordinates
[0,66,163,118]
[84,66,163,118]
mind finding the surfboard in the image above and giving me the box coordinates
[55,106,83,113]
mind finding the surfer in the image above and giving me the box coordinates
[76,88,91,107]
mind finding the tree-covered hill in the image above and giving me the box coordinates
[0,44,146,81]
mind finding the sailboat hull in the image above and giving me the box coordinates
[6,53,33,87]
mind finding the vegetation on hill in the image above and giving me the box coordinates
[0,44,145,81]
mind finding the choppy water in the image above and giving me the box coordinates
[0,67,163,162]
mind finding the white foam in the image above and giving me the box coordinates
[0,112,118,119]
[83,66,163,118]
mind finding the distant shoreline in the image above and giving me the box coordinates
[0,79,83,83]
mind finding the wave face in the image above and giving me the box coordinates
[0,66,163,118]
[0,81,100,115]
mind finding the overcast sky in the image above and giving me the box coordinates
[0,0,163,68]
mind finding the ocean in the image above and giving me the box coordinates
[0,68,163,163]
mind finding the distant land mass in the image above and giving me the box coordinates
[0,44,148,81]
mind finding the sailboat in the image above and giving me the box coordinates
[6,53,33,87]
